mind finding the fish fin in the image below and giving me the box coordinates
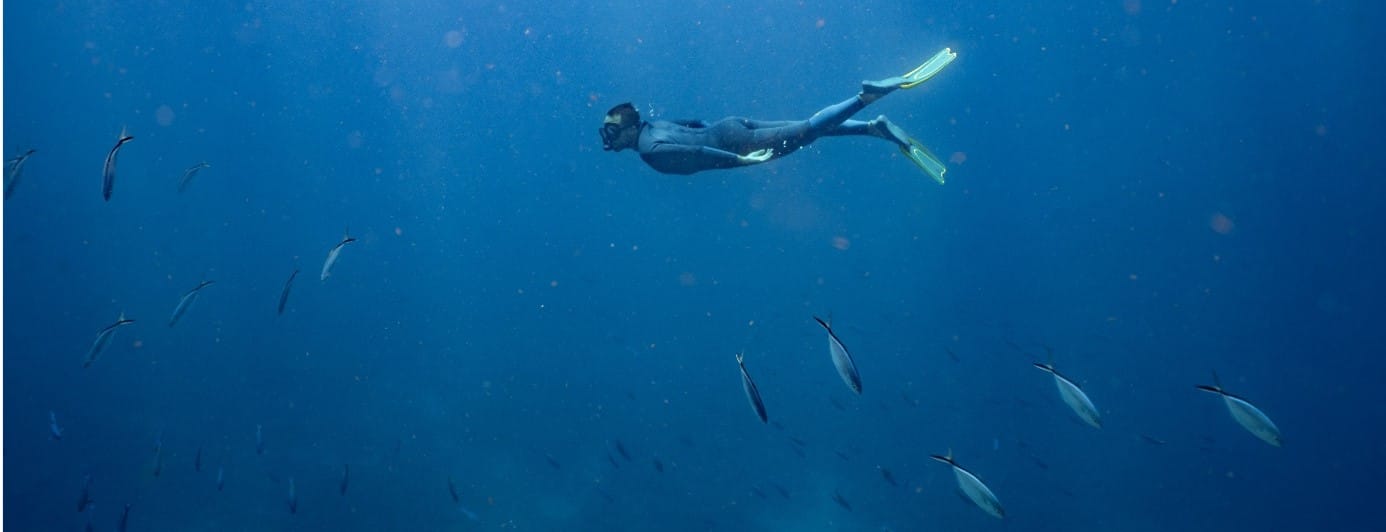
[812,315,831,331]
[1194,384,1225,395]
[1032,362,1055,374]
[735,352,745,365]
[929,450,956,466]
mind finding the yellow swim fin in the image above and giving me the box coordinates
[900,47,958,89]
[900,138,947,185]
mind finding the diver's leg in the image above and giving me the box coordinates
[806,96,868,132]
[738,119,797,129]
[733,95,903,153]
[821,119,874,138]
[820,116,907,148]
[751,96,892,151]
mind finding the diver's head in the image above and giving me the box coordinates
[600,102,642,152]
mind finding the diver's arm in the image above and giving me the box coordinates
[643,143,755,173]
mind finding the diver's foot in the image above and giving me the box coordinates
[860,78,905,105]
[868,115,910,147]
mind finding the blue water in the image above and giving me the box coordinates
[5,1,1384,530]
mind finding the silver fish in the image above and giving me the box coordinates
[736,352,768,423]
[277,269,300,315]
[1197,373,1282,447]
[168,280,215,327]
[813,316,861,394]
[5,149,36,200]
[49,410,64,440]
[102,131,134,202]
[321,234,357,281]
[1032,363,1102,428]
[931,452,1005,519]
[83,313,135,368]
[177,161,211,193]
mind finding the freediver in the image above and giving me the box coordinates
[598,48,956,184]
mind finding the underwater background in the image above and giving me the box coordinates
[4,1,1384,530]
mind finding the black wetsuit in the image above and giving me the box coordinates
[635,96,878,175]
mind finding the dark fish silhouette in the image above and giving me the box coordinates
[595,487,615,503]
[614,440,632,461]
[736,353,769,423]
[77,474,93,512]
[168,280,215,327]
[5,148,36,200]
[83,313,135,368]
[831,490,852,511]
[652,458,664,473]
[448,476,460,503]
[102,131,134,201]
[177,161,211,193]
[277,269,300,315]
[117,503,131,532]
[340,464,350,495]
[878,466,899,487]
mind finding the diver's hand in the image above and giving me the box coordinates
[739,148,774,164]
